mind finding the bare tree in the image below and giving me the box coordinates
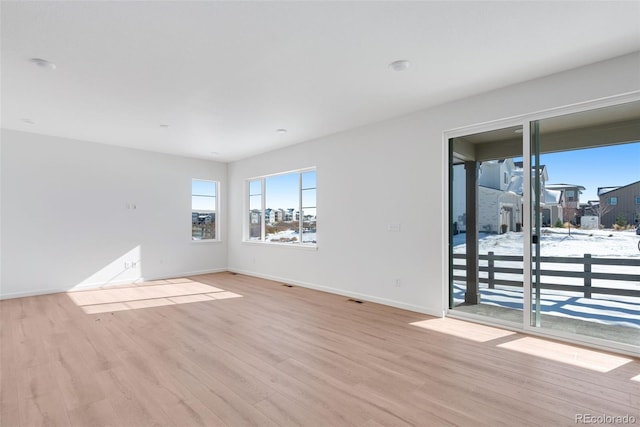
[587,200,614,228]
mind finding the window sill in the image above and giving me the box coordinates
[191,239,223,244]
[242,240,318,251]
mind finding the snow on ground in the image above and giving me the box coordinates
[453,228,640,329]
[453,228,640,258]
[266,229,316,244]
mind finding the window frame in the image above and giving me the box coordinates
[244,167,317,248]
[191,178,220,242]
[607,196,618,206]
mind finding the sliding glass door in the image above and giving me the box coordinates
[529,102,640,347]
[449,125,525,326]
[449,98,640,351]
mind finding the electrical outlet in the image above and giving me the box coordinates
[395,279,401,287]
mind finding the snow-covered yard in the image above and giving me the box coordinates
[453,228,640,258]
[453,228,640,329]
[266,229,316,244]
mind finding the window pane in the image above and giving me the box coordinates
[265,173,300,243]
[249,210,262,240]
[192,179,217,240]
[302,207,317,243]
[302,188,316,208]
[192,195,216,211]
[265,173,299,213]
[245,169,316,245]
[302,170,316,189]
[192,179,216,196]
[249,179,261,196]
[249,194,262,211]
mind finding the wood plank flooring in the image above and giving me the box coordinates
[1,272,639,426]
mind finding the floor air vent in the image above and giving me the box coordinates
[282,284,294,288]
[347,298,363,304]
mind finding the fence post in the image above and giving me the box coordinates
[488,251,495,289]
[584,254,592,298]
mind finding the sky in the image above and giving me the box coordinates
[539,142,639,202]
[193,140,638,214]
[192,179,216,211]
[248,170,317,213]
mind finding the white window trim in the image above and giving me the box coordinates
[192,179,221,242]
[244,167,317,248]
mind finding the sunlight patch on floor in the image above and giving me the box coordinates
[631,374,640,382]
[497,336,633,372]
[410,317,516,342]
[67,278,242,314]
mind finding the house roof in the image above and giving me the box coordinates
[544,189,562,204]
[546,184,586,191]
[597,180,640,196]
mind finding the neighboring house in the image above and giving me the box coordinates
[285,208,295,222]
[512,161,563,227]
[512,161,565,228]
[545,183,586,224]
[542,188,563,227]
[581,201,600,217]
[597,180,640,228]
[264,208,277,224]
[477,159,523,234]
[274,209,285,223]
[478,159,516,192]
[250,209,261,224]
[454,159,561,234]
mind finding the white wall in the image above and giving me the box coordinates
[2,53,638,305]
[227,52,640,316]
[0,130,227,298]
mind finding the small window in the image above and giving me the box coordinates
[607,196,618,206]
[192,179,217,240]
[246,168,316,245]
[565,190,575,201]
[635,196,640,205]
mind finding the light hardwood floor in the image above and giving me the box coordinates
[1,272,639,426]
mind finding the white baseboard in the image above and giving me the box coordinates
[0,268,228,300]
[1,266,441,319]
[142,268,228,282]
[227,267,442,318]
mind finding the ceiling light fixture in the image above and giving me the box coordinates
[21,118,35,124]
[389,60,411,71]
[159,124,170,128]
[276,128,287,134]
[210,151,219,156]
[29,58,56,70]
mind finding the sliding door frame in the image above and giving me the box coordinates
[443,91,640,356]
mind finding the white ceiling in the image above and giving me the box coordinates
[2,1,639,162]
